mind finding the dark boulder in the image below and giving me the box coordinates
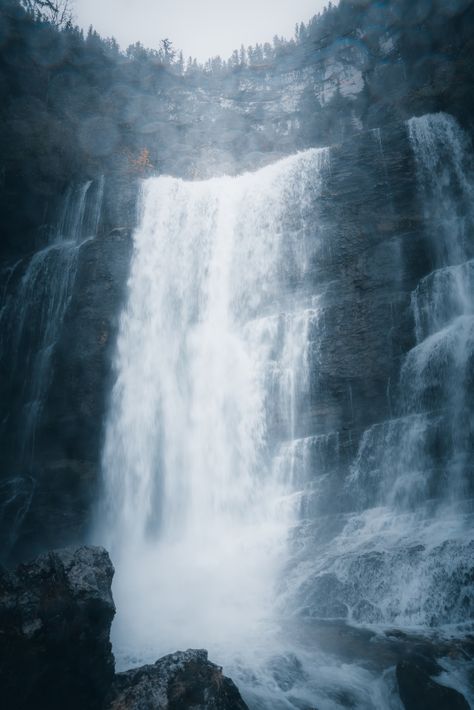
[109,649,249,710]
[0,545,115,710]
[0,546,250,710]
[396,660,469,710]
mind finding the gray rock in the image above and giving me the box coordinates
[109,649,249,710]
[396,660,470,710]
[0,545,115,710]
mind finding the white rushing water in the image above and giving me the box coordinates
[286,113,474,648]
[99,115,474,708]
[99,149,330,695]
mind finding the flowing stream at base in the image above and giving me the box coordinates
[99,114,474,709]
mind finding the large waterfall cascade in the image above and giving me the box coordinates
[100,113,474,708]
[99,149,329,670]
[0,178,104,557]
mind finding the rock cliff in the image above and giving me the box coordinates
[0,546,115,710]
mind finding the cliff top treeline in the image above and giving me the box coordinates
[1,0,474,255]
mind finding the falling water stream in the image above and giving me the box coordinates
[0,179,104,558]
[99,150,328,695]
[100,114,474,709]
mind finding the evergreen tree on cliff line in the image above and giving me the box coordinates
[161,38,176,64]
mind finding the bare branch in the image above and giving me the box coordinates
[22,0,75,28]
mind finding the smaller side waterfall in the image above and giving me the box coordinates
[0,178,104,558]
[402,113,474,506]
[286,113,474,642]
[407,113,474,266]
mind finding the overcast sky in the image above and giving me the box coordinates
[74,0,330,61]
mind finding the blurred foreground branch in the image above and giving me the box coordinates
[22,0,74,28]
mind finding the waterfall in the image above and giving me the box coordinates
[99,149,329,678]
[403,114,474,507]
[286,113,474,646]
[407,113,474,267]
[0,179,104,558]
[99,114,474,708]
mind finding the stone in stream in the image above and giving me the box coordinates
[396,660,470,710]
[108,649,249,710]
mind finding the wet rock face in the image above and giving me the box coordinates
[5,209,135,563]
[0,546,116,710]
[109,649,249,710]
[396,660,470,710]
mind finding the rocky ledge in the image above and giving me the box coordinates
[109,649,248,710]
[0,546,248,710]
[0,546,116,710]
